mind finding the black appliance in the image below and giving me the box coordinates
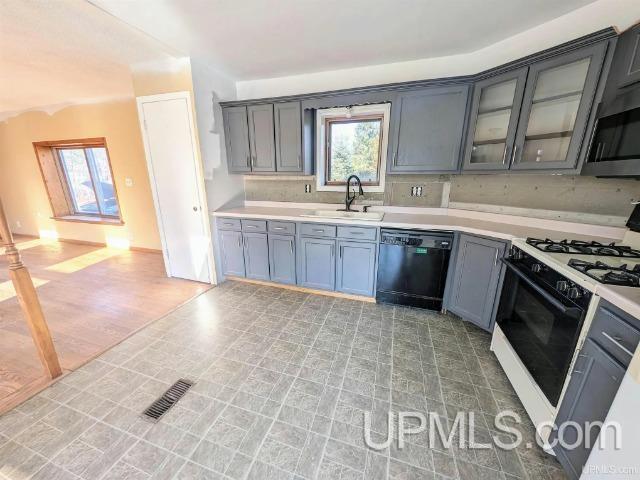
[496,247,592,407]
[628,203,640,232]
[376,229,453,310]
[526,237,640,258]
[568,259,640,287]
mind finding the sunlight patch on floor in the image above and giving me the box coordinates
[45,248,125,273]
[0,277,49,302]
[0,238,52,255]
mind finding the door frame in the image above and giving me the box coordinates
[136,91,215,284]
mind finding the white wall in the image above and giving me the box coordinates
[190,59,245,210]
[236,0,640,99]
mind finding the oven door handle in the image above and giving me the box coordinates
[502,259,583,318]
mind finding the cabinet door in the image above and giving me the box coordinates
[248,104,276,172]
[269,234,296,285]
[298,237,336,291]
[463,68,528,171]
[274,102,302,172]
[616,23,640,88]
[447,234,506,331]
[243,232,270,280]
[512,43,607,171]
[552,339,625,480]
[336,241,376,296]
[223,106,251,173]
[219,230,245,277]
[390,85,469,172]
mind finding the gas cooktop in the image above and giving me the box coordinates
[567,260,640,287]
[526,238,640,258]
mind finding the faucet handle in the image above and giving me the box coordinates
[362,205,371,213]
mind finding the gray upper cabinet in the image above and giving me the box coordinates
[223,106,251,173]
[242,232,270,280]
[389,85,469,173]
[463,68,528,171]
[268,234,296,285]
[247,104,276,172]
[336,240,376,296]
[274,102,303,172]
[446,234,506,331]
[219,230,245,277]
[552,338,625,480]
[298,237,336,291]
[511,43,607,171]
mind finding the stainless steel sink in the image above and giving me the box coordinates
[300,210,384,221]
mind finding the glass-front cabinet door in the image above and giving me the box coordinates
[463,68,528,171]
[511,43,607,170]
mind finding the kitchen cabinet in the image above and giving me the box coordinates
[336,240,377,296]
[268,234,296,285]
[298,237,336,291]
[247,104,276,172]
[242,232,270,280]
[446,234,507,331]
[462,68,528,171]
[219,229,245,277]
[552,338,625,480]
[389,85,469,173]
[274,102,302,172]
[616,23,640,88]
[223,106,251,173]
[511,43,607,171]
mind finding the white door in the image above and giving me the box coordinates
[137,93,213,284]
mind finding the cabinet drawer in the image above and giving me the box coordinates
[218,217,241,231]
[241,219,267,232]
[590,301,640,367]
[337,225,377,241]
[268,221,296,235]
[299,223,337,238]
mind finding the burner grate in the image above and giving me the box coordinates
[527,238,640,258]
[567,259,640,287]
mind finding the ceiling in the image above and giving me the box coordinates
[90,0,598,80]
[0,0,173,117]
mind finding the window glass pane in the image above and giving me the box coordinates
[328,119,381,183]
[59,149,98,214]
[88,147,119,216]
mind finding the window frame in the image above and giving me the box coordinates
[315,104,391,193]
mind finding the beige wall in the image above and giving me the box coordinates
[0,100,161,250]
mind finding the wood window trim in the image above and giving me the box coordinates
[32,138,123,224]
[323,114,384,187]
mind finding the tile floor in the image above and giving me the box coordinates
[0,281,567,480]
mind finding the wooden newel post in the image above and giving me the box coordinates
[0,197,62,379]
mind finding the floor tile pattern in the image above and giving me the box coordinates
[0,281,567,480]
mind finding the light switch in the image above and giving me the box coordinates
[125,177,134,187]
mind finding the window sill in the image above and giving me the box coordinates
[52,215,124,226]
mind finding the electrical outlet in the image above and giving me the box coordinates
[125,177,134,187]
[410,186,424,197]
[304,184,311,193]
[15,220,21,228]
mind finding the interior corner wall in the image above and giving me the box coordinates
[0,100,162,249]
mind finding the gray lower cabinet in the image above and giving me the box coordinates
[247,104,276,172]
[223,106,251,173]
[446,234,506,331]
[552,338,625,480]
[242,232,270,280]
[219,229,245,277]
[274,102,302,172]
[298,237,336,291]
[268,234,296,285]
[389,85,469,173]
[336,240,376,296]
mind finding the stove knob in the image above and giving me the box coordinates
[510,248,524,260]
[567,287,582,299]
[556,281,569,292]
[531,263,544,273]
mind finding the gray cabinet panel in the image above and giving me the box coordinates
[219,230,245,277]
[336,240,376,296]
[512,43,607,171]
[390,85,469,173]
[298,237,336,291]
[589,299,640,367]
[268,234,296,285]
[243,232,270,281]
[447,234,506,331]
[274,102,302,172]
[248,104,276,172]
[223,106,251,173]
[552,338,625,480]
[218,217,241,231]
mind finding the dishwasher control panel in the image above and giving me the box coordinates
[380,229,453,250]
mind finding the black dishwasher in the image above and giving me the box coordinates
[376,229,453,310]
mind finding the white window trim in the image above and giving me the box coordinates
[315,103,390,193]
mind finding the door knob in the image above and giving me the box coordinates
[193,206,198,212]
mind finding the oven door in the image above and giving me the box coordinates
[496,260,587,407]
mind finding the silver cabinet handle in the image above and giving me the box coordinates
[252,155,256,167]
[224,222,234,226]
[331,245,335,257]
[237,236,241,248]
[510,145,518,165]
[313,229,324,233]
[601,331,634,357]
[290,240,294,254]
[351,231,364,235]
[246,225,257,229]
[502,145,509,164]
[393,151,398,165]
[273,226,285,230]
[494,250,499,266]
[246,155,250,167]
[339,246,343,258]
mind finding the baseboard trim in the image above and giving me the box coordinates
[11,233,162,253]
[226,276,376,303]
